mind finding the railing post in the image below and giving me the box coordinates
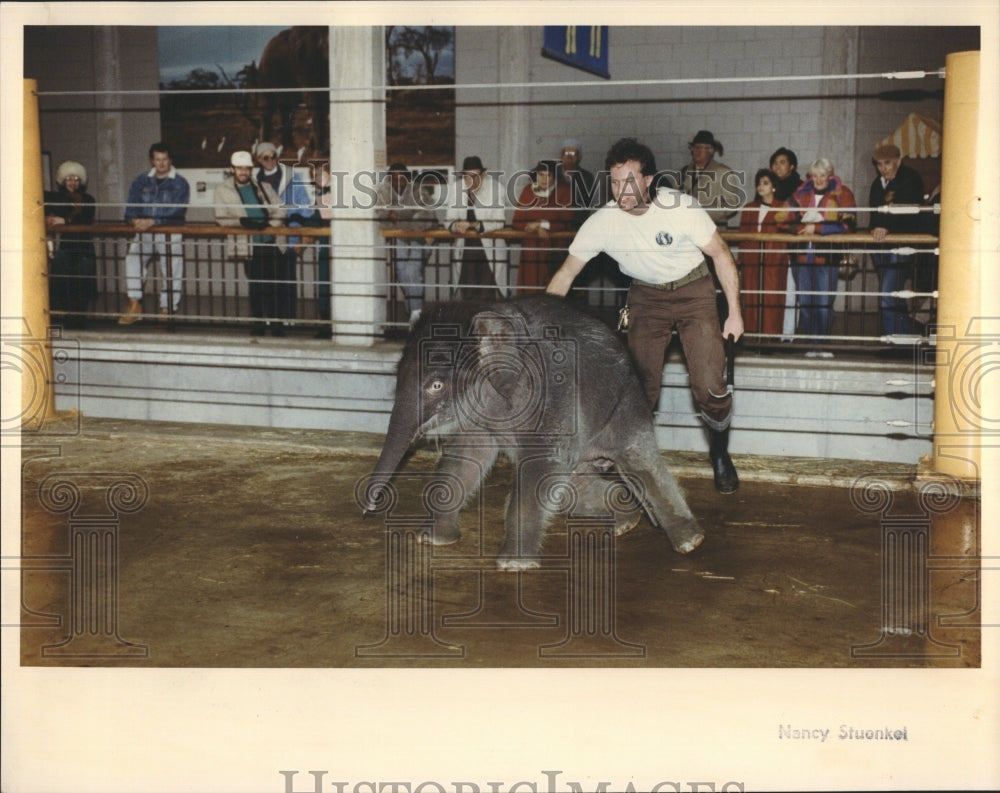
[21,78,57,428]
[931,51,989,482]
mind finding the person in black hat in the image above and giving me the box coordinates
[444,155,510,300]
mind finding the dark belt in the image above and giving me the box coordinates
[632,260,710,291]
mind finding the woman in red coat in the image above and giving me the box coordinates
[512,160,576,295]
[737,168,789,337]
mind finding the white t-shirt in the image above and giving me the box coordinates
[568,187,717,283]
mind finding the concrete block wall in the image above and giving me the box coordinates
[51,335,933,465]
[454,25,977,226]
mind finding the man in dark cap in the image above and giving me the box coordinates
[868,143,925,335]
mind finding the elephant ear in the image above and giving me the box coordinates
[471,310,528,406]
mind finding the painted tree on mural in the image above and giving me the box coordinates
[385,25,455,166]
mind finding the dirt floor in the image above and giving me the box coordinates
[17,416,980,668]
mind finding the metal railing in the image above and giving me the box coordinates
[44,223,938,353]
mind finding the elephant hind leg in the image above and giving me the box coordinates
[618,449,704,554]
[575,473,643,537]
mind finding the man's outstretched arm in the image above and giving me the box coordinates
[546,253,588,296]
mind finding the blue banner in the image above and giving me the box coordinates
[542,26,609,79]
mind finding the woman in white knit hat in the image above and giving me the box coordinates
[44,160,97,329]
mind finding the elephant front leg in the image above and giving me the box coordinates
[496,456,559,570]
[423,446,498,546]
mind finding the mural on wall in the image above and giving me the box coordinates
[385,25,455,167]
[158,26,329,166]
[158,25,455,169]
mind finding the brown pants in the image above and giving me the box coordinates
[627,276,732,429]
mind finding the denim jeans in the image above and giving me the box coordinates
[793,261,838,340]
[124,232,184,310]
[871,252,914,335]
[394,239,427,315]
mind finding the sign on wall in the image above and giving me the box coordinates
[542,26,609,79]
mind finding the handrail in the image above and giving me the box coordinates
[48,223,331,238]
[46,223,939,246]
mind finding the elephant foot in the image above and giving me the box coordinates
[662,516,704,554]
[418,533,461,546]
[496,556,541,571]
[613,510,643,537]
[417,521,462,546]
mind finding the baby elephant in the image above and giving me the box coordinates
[363,295,703,569]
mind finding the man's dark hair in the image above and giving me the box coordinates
[149,141,171,159]
[605,137,657,176]
[769,146,798,169]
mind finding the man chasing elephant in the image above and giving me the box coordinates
[547,137,744,494]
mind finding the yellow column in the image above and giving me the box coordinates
[21,78,57,429]
[932,51,982,481]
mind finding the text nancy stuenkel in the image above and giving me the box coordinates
[779,724,909,742]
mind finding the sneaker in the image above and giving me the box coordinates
[118,299,142,325]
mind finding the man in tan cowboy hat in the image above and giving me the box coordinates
[679,129,742,228]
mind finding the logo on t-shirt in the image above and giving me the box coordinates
[655,230,674,246]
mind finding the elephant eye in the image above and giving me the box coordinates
[427,379,445,393]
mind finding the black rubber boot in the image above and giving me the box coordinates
[708,428,739,494]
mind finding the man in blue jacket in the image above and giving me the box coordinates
[119,142,190,324]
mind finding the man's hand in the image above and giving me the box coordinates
[871,226,889,243]
[131,217,155,232]
[546,253,587,296]
[723,312,744,344]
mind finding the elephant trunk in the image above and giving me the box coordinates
[363,394,422,515]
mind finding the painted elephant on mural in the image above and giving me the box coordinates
[256,26,329,158]
[362,295,703,570]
